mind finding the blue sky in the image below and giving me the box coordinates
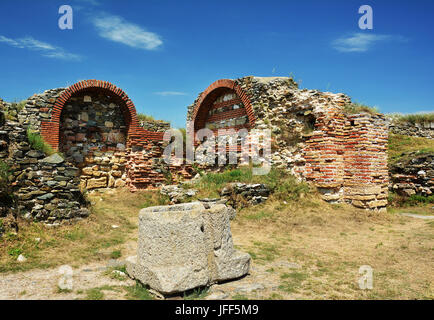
[0,0,433,128]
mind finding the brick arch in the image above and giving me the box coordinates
[191,79,256,132]
[41,80,141,150]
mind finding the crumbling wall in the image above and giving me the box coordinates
[0,118,89,223]
[18,80,181,191]
[0,101,7,160]
[390,151,434,197]
[189,76,389,211]
[140,120,170,132]
[0,80,191,222]
[387,116,434,139]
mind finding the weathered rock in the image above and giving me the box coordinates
[41,153,64,165]
[390,151,433,197]
[17,254,27,263]
[126,202,250,295]
[160,185,198,204]
[87,177,107,189]
[221,183,270,206]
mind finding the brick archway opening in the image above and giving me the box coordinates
[41,80,140,151]
[191,79,256,135]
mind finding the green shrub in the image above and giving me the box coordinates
[393,113,434,125]
[388,134,434,164]
[0,160,13,206]
[3,100,26,121]
[343,102,379,115]
[125,281,153,300]
[137,113,155,122]
[110,250,122,259]
[26,128,55,156]
[407,194,434,205]
[195,166,310,201]
[388,191,434,207]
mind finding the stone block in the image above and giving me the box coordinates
[87,177,107,189]
[126,202,250,295]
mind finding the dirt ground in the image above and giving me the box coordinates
[0,190,433,300]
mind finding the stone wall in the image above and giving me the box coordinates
[58,91,129,190]
[189,77,389,211]
[0,118,89,223]
[389,151,434,197]
[0,80,192,222]
[387,116,434,139]
[18,80,182,191]
[0,103,7,160]
[140,120,170,132]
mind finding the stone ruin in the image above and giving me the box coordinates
[0,76,391,222]
[0,80,192,222]
[387,115,434,139]
[188,77,389,211]
[126,202,250,295]
[390,151,434,197]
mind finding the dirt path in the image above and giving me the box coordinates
[0,260,136,300]
[1,208,432,300]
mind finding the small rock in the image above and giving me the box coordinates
[37,193,54,201]
[26,150,44,158]
[111,225,119,229]
[41,153,64,165]
[17,254,27,262]
[112,270,126,277]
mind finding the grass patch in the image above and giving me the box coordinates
[3,100,26,121]
[249,241,280,262]
[343,102,379,115]
[183,287,209,300]
[388,134,434,164]
[85,287,105,300]
[244,210,274,221]
[278,271,308,293]
[137,113,155,122]
[0,188,163,273]
[388,192,434,208]
[137,113,170,125]
[124,281,153,300]
[57,286,73,294]
[193,166,310,201]
[110,250,122,259]
[393,113,434,125]
[26,128,56,156]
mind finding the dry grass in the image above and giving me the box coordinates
[1,188,432,300]
[0,188,168,273]
[388,133,434,164]
[393,113,434,125]
[231,197,434,300]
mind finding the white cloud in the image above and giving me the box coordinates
[332,33,405,52]
[75,0,100,5]
[72,0,100,11]
[0,35,81,60]
[92,14,163,50]
[155,91,187,96]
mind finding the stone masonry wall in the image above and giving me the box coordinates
[390,151,434,197]
[387,116,434,139]
[0,118,89,223]
[19,80,178,191]
[58,91,129,190]
[189,77,389,211]
[0,80,189,222]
